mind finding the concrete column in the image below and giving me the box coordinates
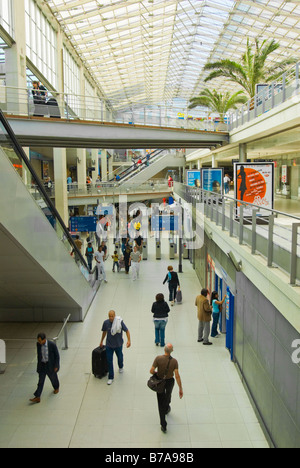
[101,149,108,181]
[212,155,218,168]
[197,160,202,170]
[90,149,99,178]
[239,143,247,163]
[5,0,27,114]
[108,153,113,179]
[77,149,87,188]
[53,148,68,225]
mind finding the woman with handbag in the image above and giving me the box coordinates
[163,266,180,306]
[151,293,170,347]
[149,343,183,433]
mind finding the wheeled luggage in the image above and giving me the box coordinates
[176,289,182,304]
[119,257,125,271]
[92,346,108,379]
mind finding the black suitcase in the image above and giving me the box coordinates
[92,346,108,379]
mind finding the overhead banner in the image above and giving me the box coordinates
[201,168,224,194]
[186,170,201,188]
[234,162,274,218]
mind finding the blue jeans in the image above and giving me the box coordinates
[106,346,124,380]
[154,320,167,347]
[168,284,177,302]
[211,312,220,337]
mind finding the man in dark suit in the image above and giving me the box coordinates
[30,333,60,404]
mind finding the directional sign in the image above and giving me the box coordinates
[70,216,98,232]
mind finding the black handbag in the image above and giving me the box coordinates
[147,357,172,393]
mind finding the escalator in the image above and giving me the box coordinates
[111,149,185,186]
[0,110,99,323]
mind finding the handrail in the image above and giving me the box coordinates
[0,110,91,274]
[117,149,165,182]
[227,61,300,131]
[0,84,226,132]
[174,182,300,285]
[53,314,71,350]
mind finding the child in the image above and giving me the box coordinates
[112,251,120,272]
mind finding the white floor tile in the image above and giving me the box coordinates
[0,239,269,449]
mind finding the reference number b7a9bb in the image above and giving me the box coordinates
[149,453,193,463]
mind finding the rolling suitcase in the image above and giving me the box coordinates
[92,346,108,379]
[176,288,182,304]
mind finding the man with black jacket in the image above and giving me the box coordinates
[30,333,60,404]
[163,266,180,306]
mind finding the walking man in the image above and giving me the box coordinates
[100,311,131,385]
[150,343,183,433]
[95,245,108,283]
[130,245,142,281]
[30,333,60,404]
[195,288,213,345]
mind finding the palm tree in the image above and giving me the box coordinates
[188,88,248,122]
[203,37,296,98]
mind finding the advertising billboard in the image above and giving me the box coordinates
[234,162,274,218]
[186,170,201,188]
[201,168,224,194]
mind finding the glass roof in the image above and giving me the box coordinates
[44,0,300,109]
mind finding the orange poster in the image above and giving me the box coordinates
[234,163,274,218]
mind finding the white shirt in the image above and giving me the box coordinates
[95,251,105,265]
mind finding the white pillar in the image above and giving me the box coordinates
[212,155,218,168]
[5,0,27,114]
[101,149,108,181]
[239,143,247,163]
[77,149,87,188]
[53,148,68,225]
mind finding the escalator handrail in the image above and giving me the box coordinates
[109,148,162,181]
[0,109,91,274]
[115,149,165,182]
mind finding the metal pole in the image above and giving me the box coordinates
[222,198,226,231]
[267,215,275,267]
[178,198,183,273]
[230,202,234,237]
[252,209,258,255]
[290,223,300,285]
[239,205,244,245]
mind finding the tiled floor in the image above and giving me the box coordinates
[0,239,269,448]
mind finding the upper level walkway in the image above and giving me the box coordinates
[4,115,229,149]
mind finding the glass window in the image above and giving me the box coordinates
[25,0,57,89]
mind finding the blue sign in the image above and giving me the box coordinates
[151,215,179,232]
[201,168,224,194]
[186,170,201,188]
[70,216,98,232]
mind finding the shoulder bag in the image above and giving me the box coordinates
[147,357,172,394]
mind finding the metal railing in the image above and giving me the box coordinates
[227,61,300,131]
[174,182,300,285]
[0,84,227,132]
[31,179,171,200]
[53,314,72,350]
[2,62,299,135]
